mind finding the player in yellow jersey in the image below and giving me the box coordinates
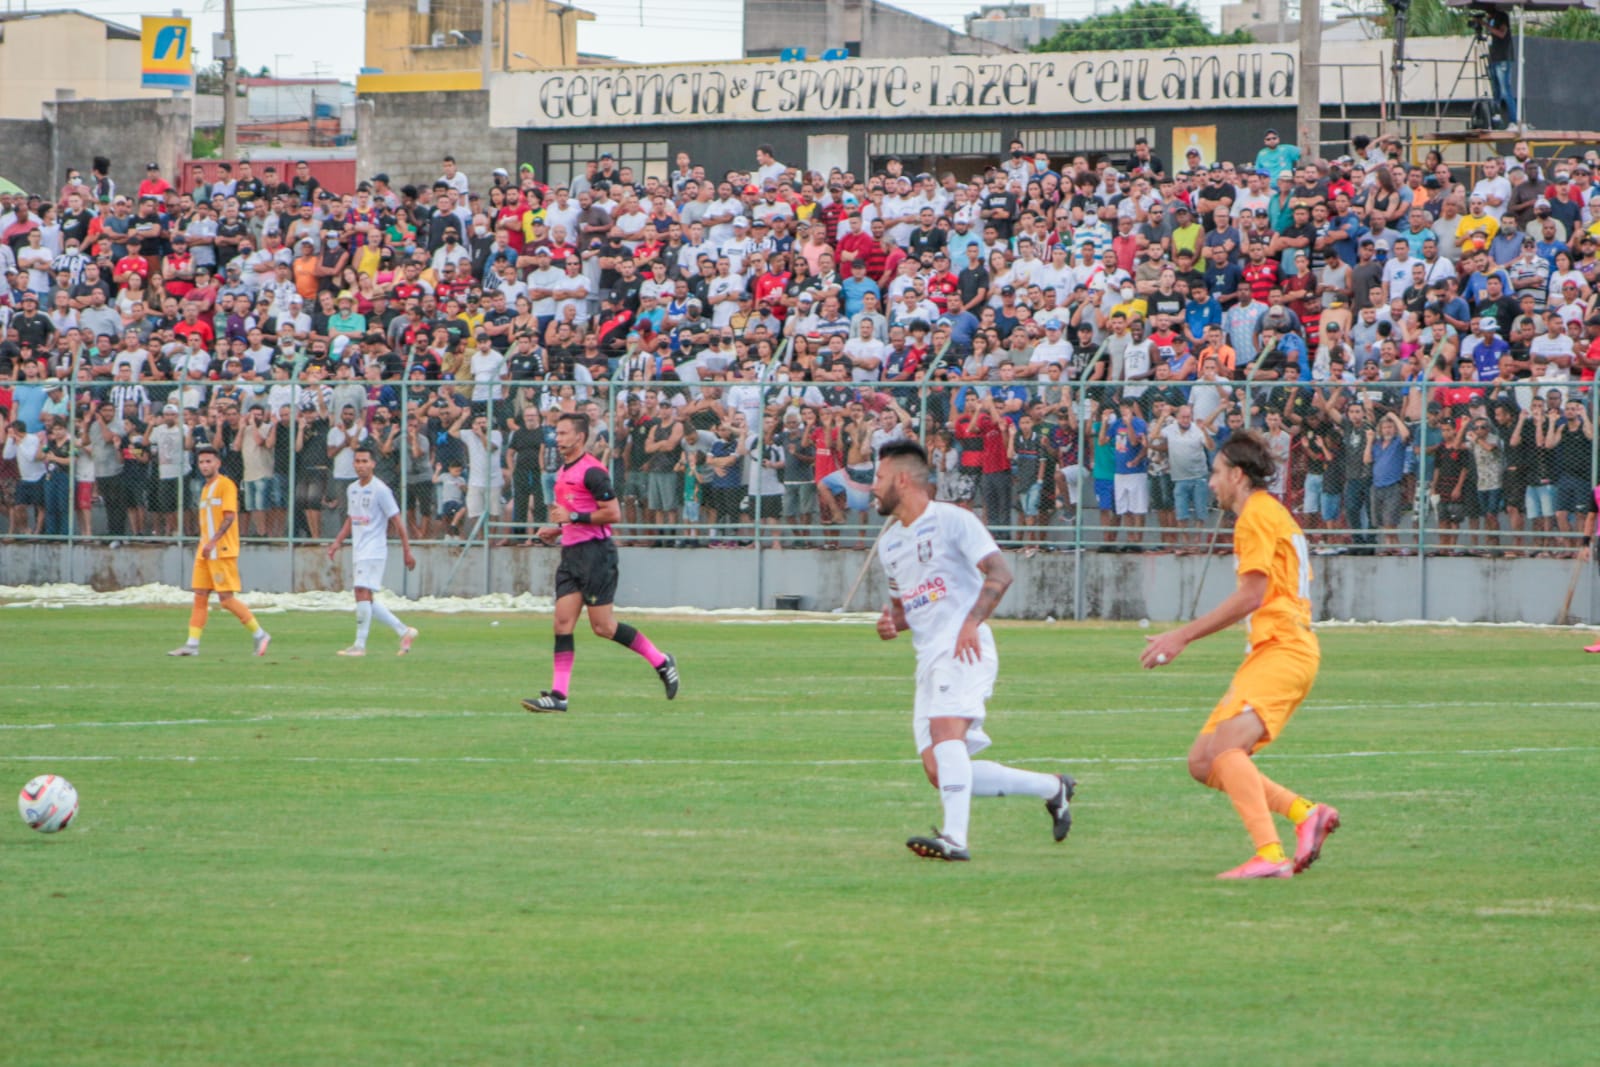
[168,444,272,658]
[1140,431,1339,879]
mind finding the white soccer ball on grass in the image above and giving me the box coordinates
[18,775,79,833]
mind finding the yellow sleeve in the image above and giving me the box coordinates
[221,478,238,514]
[1234,503,1273,578]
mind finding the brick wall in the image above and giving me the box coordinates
[357,90,517,194]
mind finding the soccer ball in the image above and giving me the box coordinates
[18,775,79,834]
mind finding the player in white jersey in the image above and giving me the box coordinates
[326,445,418,657]
[871,440,1076,862]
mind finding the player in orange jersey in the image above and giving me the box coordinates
[1140,432,1339,879]
[168,444,271,658]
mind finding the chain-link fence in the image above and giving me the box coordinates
[3,358,1596,565]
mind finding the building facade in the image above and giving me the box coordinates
[742,0,1016,59]
[359,0,592,94]
[0,11,170,120]
[488,40,1479,185]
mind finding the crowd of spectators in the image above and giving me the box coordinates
[1,132,1597,555]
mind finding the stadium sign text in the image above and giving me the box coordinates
[490,47,1297,128]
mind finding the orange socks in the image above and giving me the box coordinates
[220,597,258,633]
[1258,771,1316,825]
[1206,748,1281,853]
[188,596,209,640]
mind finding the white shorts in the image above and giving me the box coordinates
[1114,472,1149,515]
[351,557,386,592]
[466,486,487,518]
[1059,463,1083,506]
[912,627,997,756]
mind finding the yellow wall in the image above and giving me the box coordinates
[362,0,589,92]
[0,14,169,119]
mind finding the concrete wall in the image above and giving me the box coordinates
[357,89,517,192]
[0,97,190,198]
[0,117,52,193]
[2,543,1593,626]
[44,97,192,192]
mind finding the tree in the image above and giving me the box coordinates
[1531,9,1600,41]
[1032,1,1255,53]
[1347,0,1473,38]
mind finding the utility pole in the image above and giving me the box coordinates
[1296,0,1321,159]
[221,0,238,159]
[481,0,493,86]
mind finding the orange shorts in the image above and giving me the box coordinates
[192,556,242,593]
[1201,636,1320,752]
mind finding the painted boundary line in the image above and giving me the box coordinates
[1,746,1593,768]
[1,700,1592,733]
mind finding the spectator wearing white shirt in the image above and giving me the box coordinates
[843,319,887,382]
[1025,319,1075,378]
[754,144,788,188]
[438,155,470,196]
[552,256,592,325]
[1471,158,1512,222]
[706,258,746,329]
[468,333,509,404]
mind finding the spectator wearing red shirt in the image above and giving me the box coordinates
[835,213,875,270]
[137,163,172,201]
[925,253,959,312]
[112,251,150,287]
[971,394,1014,529]
[162,234,196,300]
[1579,315,1600,381]
[173,303,215,351]
[865,222,905,289]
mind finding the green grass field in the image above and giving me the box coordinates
[2,607,1597,1065]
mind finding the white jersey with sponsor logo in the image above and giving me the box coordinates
[878,500,1001,666]
[347,476,400,563]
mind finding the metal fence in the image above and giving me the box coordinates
[4,363,1596,574]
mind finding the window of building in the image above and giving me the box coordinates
[544,141,670,189]
[867,131,1002,160]
[866,130,1002,182]
[1018,126,1156,159]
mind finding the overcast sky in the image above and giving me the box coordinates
[63,0,1228,82]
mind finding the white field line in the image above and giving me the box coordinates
[0,700,1593,733]
[1,746,1594,768]
[5,583,1599,630]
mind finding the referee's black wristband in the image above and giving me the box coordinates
[571,511,591,525]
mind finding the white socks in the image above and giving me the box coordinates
[354,601,373,648]
[369,597,407,635]
[972,761,1061,799]
[931,740,972,848]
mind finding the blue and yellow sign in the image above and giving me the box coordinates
[141,16,193,90]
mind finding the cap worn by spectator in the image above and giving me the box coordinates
[1479,317,1498,331]
[733,216,750,228]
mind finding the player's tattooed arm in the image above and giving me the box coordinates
[966,550,1013,626]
